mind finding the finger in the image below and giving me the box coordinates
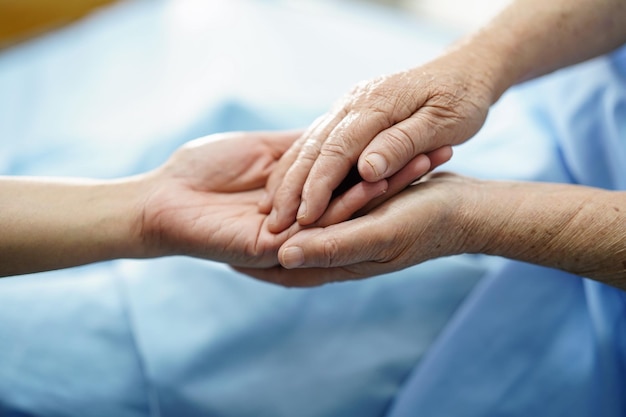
[315,179,388,227]
[427,145,453,170]
[297,109,391,226]
[353,153,429,214]
[229,130,304,192]
[255,130,305,210]
[355,146,453,215]
[277,219,386,269]
[259,117,330,213]
[358,113,440,182]
[267,111,346,233]
[258,144,303,214]
[258,129,313,214]
[385,146,453,196]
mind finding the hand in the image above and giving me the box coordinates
[138,131,389,267]
[245,173,626,289]
[241,173,482,286]
[260,51,495,233]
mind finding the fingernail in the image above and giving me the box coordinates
[364,153,388,178]
[296,201,307,220]
[281,247,304,268]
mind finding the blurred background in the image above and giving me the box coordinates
[361,0,512,31]
[3,2,623,416]
[0,0,512,49]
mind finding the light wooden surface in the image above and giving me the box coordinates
[0,0,117,48]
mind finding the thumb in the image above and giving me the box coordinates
[278,221,379,269]
[358,115,439,182]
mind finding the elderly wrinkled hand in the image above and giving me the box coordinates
[244,173,479,285]
[259,51,495,234]
[242,173,626,289]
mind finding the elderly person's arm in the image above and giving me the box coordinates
[262,0,626,233]
[242,174,626,290]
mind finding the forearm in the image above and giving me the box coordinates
[0,177,144,277]
[449,0,626,103]
[468,181,626,289]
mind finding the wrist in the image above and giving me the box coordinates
[462,180,528,256]
[463,181,626,283]
[444,33,519,105]
[95,177,151,261]
[442,178,505,256]
[128,171,190,260]
[416,175,497,258]
[0,177,149,277]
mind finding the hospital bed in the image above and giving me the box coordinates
[0,1,624,416]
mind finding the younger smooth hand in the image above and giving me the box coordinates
[138,131,388,267]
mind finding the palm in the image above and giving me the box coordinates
[161,190,288,266]
[140,132,299,267]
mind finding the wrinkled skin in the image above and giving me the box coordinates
[241,173,482,286]
[138,131,414,267]
[260,52,493,233]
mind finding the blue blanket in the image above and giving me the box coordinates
[0,1,624,416]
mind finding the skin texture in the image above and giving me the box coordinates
[242,174,626,290]
[261,53,492,233]
[261,0,626,234]
[138,131,389,268]
[0,131,451,277]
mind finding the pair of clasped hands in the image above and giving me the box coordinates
[8,0,625,285]
[142,53,492,286]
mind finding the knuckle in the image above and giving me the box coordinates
[299,138,323,162]
[418,107,463,146]
[347,76,390,105]
[433,86,463,109]
[322,237,341,268]
[320,140,349,159]
[272,177,301,212]
[319,117,368,159]
[274,183,300,208]
[359,73,419,114]
[359,108,394,131]
[396,88,423,114]
[347,78,373,96]
[320,114,378,160]
[381,126,418,161]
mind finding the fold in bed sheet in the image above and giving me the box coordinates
[0,0,625,416]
